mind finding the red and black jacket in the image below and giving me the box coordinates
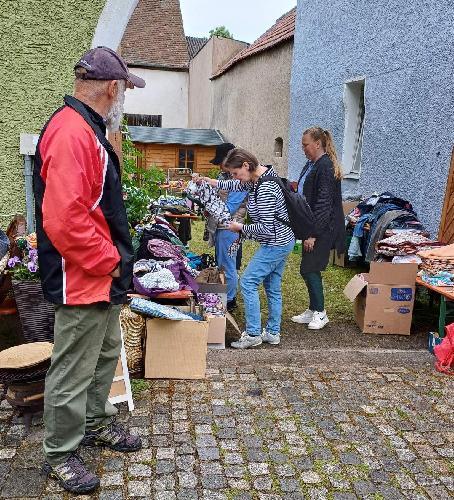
[33,95,133,305]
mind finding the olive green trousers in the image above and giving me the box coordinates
[43,303,122,465]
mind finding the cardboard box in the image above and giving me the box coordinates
[196,271,227,306]
[145,318,208,379]
[344,262,418,335]
[332,201,358,267]
[178,305,226,348]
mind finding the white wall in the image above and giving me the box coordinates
[124,67,189,128]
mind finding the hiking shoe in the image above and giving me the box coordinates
[231,332,262,349]
[82,420,142,452]
[42,453,100,494]
[291,309,314,324]
[261,328,280,345]
[308,310,329,330]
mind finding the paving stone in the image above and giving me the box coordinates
[103,457,124,472]
[227,478,250,490]
[198,447,220,460]
[178,471,198,488]
[280,478,300,492]
[156,460,176,474]
[100,472,124,487]
[224,452,243,464]
[177,489,198,500]
[332,494,357,500]
[300,471,321,484]
[340,452,362,465]
[0,467,46,497]
[353,480,377,496]
[378,485,407,499]
[154,492,177,500]
[128,463,152,477]
[99,490,123,500]
[201,474,227,489]
[248,462,269,475]
[154,475,176,490]
[200,462,223,475]
[128,479,152,497]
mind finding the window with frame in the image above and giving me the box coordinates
[342,79,365,177]
[178,148,195,171]
[274,137,283,157]
[124,113,162,127]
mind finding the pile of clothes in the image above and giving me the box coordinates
[375,230,444,261]
[418,244,454,287]
[347,192,426,262]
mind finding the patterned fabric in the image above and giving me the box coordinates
[197,293,225,316]
[130,298,197,320]
[376,232,443,257]
[137,269,179,293]
[119,305,145,373]
[147,239,186,261]
[421,271,454,287]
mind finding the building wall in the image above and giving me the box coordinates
[288,0,454,236]
[124,67,189,128]
[0,1,108,229]
[210,42,293,176]
[135,143,216,175]
[188,37,247,130]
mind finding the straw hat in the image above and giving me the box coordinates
[0,342,53,369]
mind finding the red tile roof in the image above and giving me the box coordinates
[211,8,296,79]
[120,0,189,70]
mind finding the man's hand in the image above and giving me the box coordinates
[228,221,243,233]
[304,237,316,252]
[109,265,120,278]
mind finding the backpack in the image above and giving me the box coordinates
[254,175,315,241]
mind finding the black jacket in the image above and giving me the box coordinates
[298,154,345,272]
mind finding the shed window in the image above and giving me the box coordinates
[178,148,195,171]
[342,79,365,177]
[274,137,283,157]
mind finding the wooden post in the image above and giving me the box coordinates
[108,130,123,168]
[439,148,454,244]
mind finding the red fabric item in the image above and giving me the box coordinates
[434,323,454,375]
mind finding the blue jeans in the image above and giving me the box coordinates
[240,240,294,335]
[215,229,239,301]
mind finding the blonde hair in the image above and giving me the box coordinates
[303,127,343,180]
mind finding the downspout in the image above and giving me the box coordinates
[24,154,35,233]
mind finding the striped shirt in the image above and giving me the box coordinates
[217,166,294,246]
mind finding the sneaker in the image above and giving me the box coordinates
[308,310,329,330]
[81,419,142,452]
[261,328,280,345]
[231,332,262,349]
[291,309,314,324]
[42,453,100,494]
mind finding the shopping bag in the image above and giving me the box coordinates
[434,323,454,375]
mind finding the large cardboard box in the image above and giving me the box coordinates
[145,318,208,379]
[344,262,418,335]
[179,306,226,349]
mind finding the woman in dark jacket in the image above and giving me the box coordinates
[291,127,345,329]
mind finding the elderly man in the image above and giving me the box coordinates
[33,46,145,494]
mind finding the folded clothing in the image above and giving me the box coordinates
[130,298,199,320]
[418,243,454,260]
[421,271,454,287]
[198,293,225,316]
[376,232,443,257]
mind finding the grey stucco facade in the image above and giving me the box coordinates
[211,41,294,176]
[288,0,454,237]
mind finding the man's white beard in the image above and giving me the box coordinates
[105,84,125,131]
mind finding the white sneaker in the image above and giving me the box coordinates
[261,328,280,345]
[231,332,263,349]
[291,309,314,324]
[308,310,329,330]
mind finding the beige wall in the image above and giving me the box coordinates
[124,67,189,128]
[188,37,247,129]
[210,41,293,176]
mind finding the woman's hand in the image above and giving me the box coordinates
[193,174,217,187]
[304,237,316,252]
[228,221,243,233]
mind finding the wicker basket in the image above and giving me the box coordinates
[12,280,55,343]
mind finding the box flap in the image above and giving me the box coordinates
[369,262,418,285]
[343,274,368,301]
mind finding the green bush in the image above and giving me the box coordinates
[121,123,166,226]
[206,166,220,179]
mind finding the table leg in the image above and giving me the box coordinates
[439,296,446,338]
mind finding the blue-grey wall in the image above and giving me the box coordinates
[288,0,454,237]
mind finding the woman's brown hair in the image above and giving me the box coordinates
[223,147,259,171]
[303,127,343,180]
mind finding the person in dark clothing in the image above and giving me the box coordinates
[291,127,345,330]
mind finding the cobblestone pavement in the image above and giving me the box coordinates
[0,361,453,499]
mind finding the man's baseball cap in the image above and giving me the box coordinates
[210,143,235,165]
[74,46,146,88]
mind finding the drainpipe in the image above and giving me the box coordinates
[23,154,35,233]
[19,134,39,233]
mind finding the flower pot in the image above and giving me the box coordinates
[12,280,55,343]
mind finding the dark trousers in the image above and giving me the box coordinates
[302,271,324,312]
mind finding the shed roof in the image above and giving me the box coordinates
[186,36,208,60]
[129,127,225,146]
[120,0,189,70]
[211,8,296,79]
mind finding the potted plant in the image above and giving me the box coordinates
[7,233,55,343]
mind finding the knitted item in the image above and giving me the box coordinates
[130,298,197,320]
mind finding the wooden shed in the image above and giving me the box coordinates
[128,126,225,177]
